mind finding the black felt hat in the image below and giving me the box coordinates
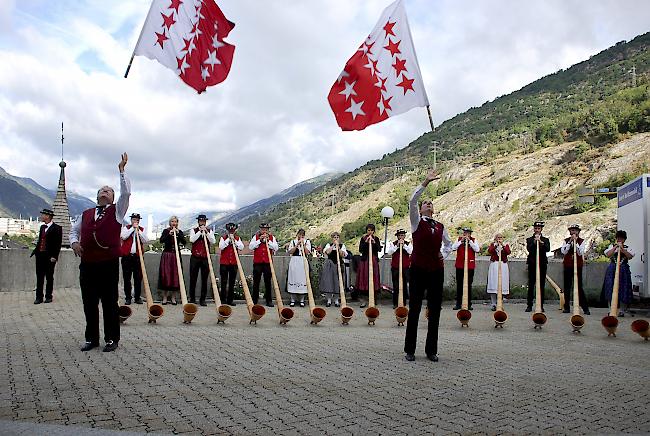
[197,214,208,221]
[40,208,54,217]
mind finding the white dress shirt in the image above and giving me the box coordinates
[190,228,216,244]
[219,234,245,251]
[560,238,586,256]
[249,234,279,252]
[409,184,453,258]
[120,225,149,254]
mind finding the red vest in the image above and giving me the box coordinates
[410,218,444,271]
[454,237,477,270]
[191,228,210,258]
[219,235,240,265]
[80,205,122,263]
[390,242,411,269]
[252,233,275,264]
[120,225,144,257]
[562,238,584,268]
[487,243,510,262]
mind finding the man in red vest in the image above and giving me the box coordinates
[120,213,148,305]
[70,153,130,353]
[189,214,216,306]
[404,170,452,362]
[560,224,590,315]
[31,208,63,304]
[385,229,412,309]
[249,223,279,307]
[218,222,244,306]
[451,228,480,310]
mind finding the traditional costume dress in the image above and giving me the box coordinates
[486,242,511,310]
[602,244,634,313]
[560,228,590,314]
[120,215,148,304]
[385,237,412,308]
[286,238,311,304]
[249,229,279,306]
[218,230,244,305]
[158,227,186,300]
[451,232,480,310]
[356,234,382,306]
[320,242,348,306]
[31,208,62,304]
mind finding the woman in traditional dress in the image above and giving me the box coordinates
[486,233,511,311]
[602,230,635,316]
[320,232,348,307]
[356,224,381,308]
[286,229,311,307]
[158,216,186,305]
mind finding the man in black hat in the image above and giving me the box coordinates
[218,222,244,305]
[385,229,412,309]
[31,208,63,304]
[560,224,590,315]
[525,221,551,312]
[249,223,279,307]
[189,214,216,306]
[120,213,148,305]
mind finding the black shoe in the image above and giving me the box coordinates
[289,301,296,307]
[427,354,439,362]
[335,302,340,307]
[468,307,473,311]
[393,305,397,309]
[562,309,570,313]
[103,341,118,352]
[583,309,591,315]
[405,354,415,362]
[34,298,43,305]
[44,297,53,303]
[525,307,532,312]
[189,299,196,304]
[360,303,367,308]
[162,301,168,305]
[452,305,461,310]
[299,302,305,307]
[200,301,207,307]
[134,298,143,304]
[80,342,99,352]
[228,302,236,306]
[266,302,274,308]
[125,299,132,305]
[326,302,332,307]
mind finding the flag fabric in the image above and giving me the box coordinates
[133,0,235,93]
[327,0,429,131]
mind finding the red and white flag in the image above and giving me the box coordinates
[132,0,235,93]
[328,0,429,131]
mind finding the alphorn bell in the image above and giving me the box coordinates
[364,237,380,325]
[493,245,508,328]
[172,229,197,324]
[118,298,132,324]
[532,239,547,329]
[394,241,408,326]
[545,275,565,311]
[266,243,294,325]
[300,241,326,325]
[335,242,354,325]
[601,248,621,337]
[569,240,585,333]
[202,233,232,324]
[456,238,472,327]
[134,228,164,323]
[631,319,650,341]
[233,238,265,324]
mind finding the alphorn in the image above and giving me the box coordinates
[365,237,380,325]
[135,228,164,323]
[335,242,354,325]
[456,238,472,327]
[545,275,565,311]
[266,243,294,325]
[172,229,197,324]
[601,247,621,336]
[570,240,585,333]
[300,241,326,325]
[532,239,547,328]
[394,242,408,326]
[631,319,650,341]
[233,238,265,324]
[202,232,232,324]
[118,298,132,324]
[493,245,508,328]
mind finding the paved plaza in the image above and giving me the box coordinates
[0,288,649,435]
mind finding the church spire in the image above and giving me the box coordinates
[52,123,71,246]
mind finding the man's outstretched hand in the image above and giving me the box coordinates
[118,153,128,173]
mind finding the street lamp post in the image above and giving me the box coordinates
[380,206,395,257]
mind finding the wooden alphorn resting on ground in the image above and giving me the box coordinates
[135,228,164,324]
[233,239,265,324]
[300,242,325,325]
[532,239,547,329]
[118,298,132,324]
[172,229,197,324]
[266,243,294,325]
[456,238,472,327]
[335,242,354,325]
[601,248,621,337]
[570,240,585,333]
[202,233,232,324]
[631,319,650,341]
[394,242,408,326]
[493,245,507,328]
[545,275,565,311]
[365,237,379,325]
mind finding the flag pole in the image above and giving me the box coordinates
[124,0,158,78]
[425,105,437,169]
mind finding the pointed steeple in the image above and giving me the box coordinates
[52,160,72,247]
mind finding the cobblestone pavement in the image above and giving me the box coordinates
[1,288,649,435]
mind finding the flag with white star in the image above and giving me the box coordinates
[328,0,429,131]
[132,0,235,93]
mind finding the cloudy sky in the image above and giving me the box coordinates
[1,0,649,221]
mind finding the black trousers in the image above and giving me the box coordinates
[563,267,589,311]
[404,266,444,356]
[80,259,120,345]
[35,252,56,300]
[455,268,475,308]
[253,263,272,304]
[391,267,410,306]
[527,263,548,309]
[189,256,209,302]
[220,264,237,304]
[121,254,142,300]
